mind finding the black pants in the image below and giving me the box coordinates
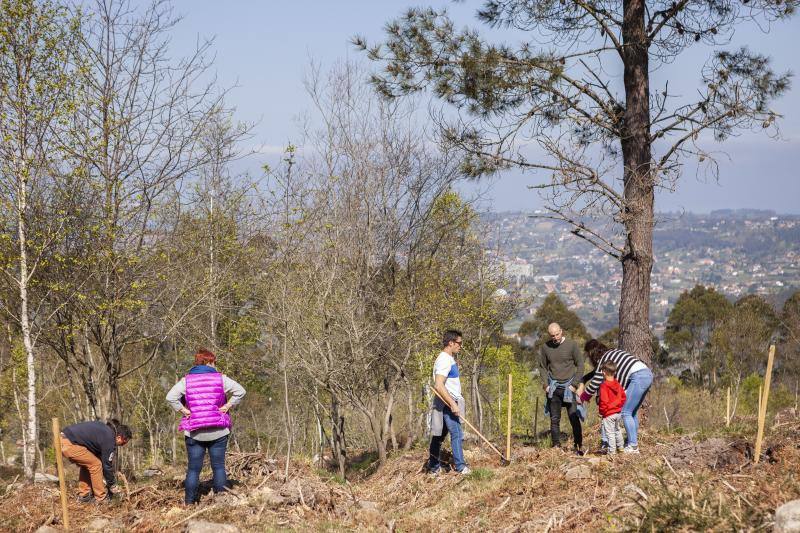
[547,387,582,447]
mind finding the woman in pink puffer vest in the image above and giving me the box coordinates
[166,349,246,504]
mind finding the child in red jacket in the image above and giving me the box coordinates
[598,361,627,454]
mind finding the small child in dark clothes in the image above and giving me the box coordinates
[598,361,627,454]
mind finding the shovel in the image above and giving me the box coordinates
[431,387,511,465]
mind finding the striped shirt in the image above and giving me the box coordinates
[584,349,648,396]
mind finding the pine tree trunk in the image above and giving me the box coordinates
[619,0,654,367]
[17,168,38,481]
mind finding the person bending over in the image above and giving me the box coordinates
[578,339,653,454]
[61,418,132,503]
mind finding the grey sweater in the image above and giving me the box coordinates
[539,338,584,387]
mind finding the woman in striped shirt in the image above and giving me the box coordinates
[578,339,654,453]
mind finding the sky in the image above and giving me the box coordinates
[171,1,800,214]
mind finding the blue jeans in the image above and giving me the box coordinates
[428,406,467,472]
[184,435,228,504]
[621,368,653,447]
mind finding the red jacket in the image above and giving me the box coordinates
[598,379,626,417]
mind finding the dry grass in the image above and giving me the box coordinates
[1,418,799,532]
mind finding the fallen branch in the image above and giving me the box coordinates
[720,479,754,507]
[118,472,131,500]
[661,455,679,478]
[495,496,511,512]
[169,504,219,528]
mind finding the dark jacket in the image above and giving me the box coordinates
[62,421,117,485]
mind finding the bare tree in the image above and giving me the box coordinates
[262,63,512,473]
[52,0,238,417]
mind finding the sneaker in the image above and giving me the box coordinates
[573,445,585,457]
[623,445,640,454]
[96,494,114,505]
[457,466,472,475]
[76,493,94,503]
[427,468,440,477]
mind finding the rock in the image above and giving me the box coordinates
[279,479,316,507]
[85,517,124,532]
[565,464,592,480]
[5,482,24,492]
[518,446,539,457]
[775,499,800,533]
[185,520,241,533]
[311,453,331,464]
[34,526,59,533]
[250,486,286,507]
[355,502,384,527]
[357,500,379,512]
[33,472,58,483]
[213,492,248,507]
[463,449,478,460]
[141,467,163,478]
[84,518,111,532]
[164,506,183,520]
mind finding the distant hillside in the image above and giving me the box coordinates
[482,210,800,335]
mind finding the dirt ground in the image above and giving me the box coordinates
[1,421,799,532]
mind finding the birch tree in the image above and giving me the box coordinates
[0,0,80,479]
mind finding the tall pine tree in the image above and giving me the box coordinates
[357,0,794,366]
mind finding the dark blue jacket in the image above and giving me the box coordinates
[62,421,117,485]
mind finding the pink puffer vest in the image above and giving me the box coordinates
[178,372,232,432]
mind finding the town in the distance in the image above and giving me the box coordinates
[487,209,800,338]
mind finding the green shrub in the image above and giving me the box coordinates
[465,467,493,481]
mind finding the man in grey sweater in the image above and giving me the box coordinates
[539,322,584,452]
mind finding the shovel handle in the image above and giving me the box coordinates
[431,386,509,462]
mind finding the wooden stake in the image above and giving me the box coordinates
[754,345,776,464]
[118,471,131,500]
[757,385,762,419]
[726,386,731,427]
[506,374,513,460]
[52,418,70,530]
[533,397,539,443]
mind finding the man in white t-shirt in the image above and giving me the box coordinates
[427,329,471,475]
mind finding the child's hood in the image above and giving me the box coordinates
[606,379,623,394]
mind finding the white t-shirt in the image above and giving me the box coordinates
[433,351,462,400]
